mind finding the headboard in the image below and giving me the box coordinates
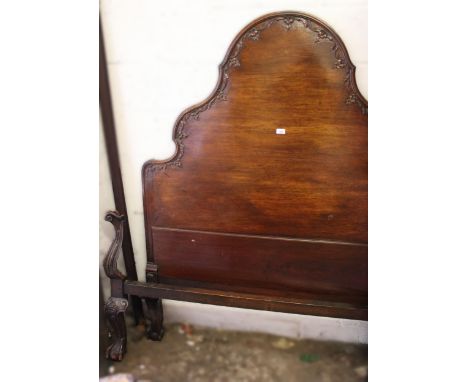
[142,12,367,320]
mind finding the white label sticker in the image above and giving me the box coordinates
[276,128,286,135]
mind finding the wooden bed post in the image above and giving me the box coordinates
[100,16,143,324]
[103,211,129,361]
[101,12,367,361]
[144,270,165,341]
[144,297,165,341]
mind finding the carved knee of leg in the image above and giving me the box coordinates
[104,297,128,361]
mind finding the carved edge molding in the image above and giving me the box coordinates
[143,11,368,176]
[104,211,127,280]
[312,26,368,116]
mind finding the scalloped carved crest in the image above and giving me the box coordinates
[145,12,367,175]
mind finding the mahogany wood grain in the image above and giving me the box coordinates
[152,227,367,298]
[125,281,367,321]
[142,12,367,320]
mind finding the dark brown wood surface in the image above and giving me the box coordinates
[152,227,367,299]
[100,17,143,323]
[142,12,367,319]
[125,281,367,321]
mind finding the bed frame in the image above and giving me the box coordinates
[103,11,367,361]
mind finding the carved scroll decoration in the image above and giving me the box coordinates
[144,13,367,175]
[103,211,126,280]
[313,27,368,115]
[104,297,129,361]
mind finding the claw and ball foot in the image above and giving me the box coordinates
[145,298,165,341]
[104,297,128,361]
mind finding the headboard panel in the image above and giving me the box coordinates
[143,12,367,309]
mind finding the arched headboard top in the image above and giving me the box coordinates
[142,12,367,301]
[144,11,367,175]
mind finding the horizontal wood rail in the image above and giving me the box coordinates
[124,281,368,321]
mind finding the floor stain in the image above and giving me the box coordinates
[102,322,367,382]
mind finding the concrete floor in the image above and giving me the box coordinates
[101,321,367,382]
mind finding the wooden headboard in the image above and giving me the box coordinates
[142,12,367,320]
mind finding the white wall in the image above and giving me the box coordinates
[100,0,367,343]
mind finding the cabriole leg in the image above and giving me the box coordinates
[104,297,128,361]
[103,211,129,361]
[145,298,165,341]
